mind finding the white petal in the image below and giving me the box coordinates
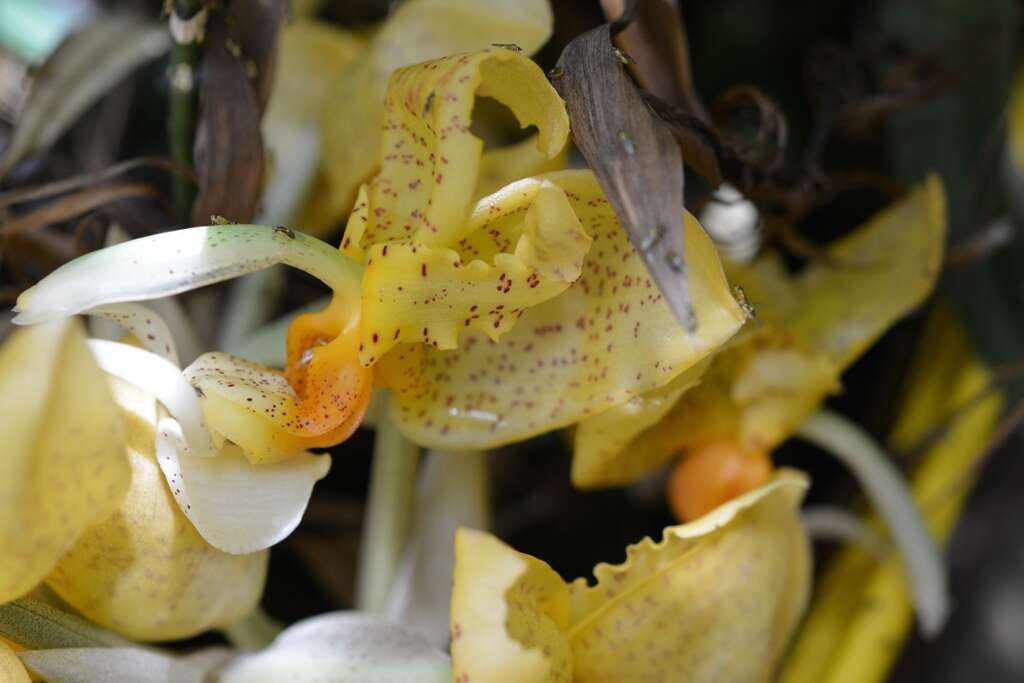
[155,417,331,554]
[13,225,361,325]
[219,612,450,683]
[19,647,205,683]
[86,303,180,365]
[86,339,215,456]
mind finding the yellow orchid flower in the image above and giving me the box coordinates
[450,470,810,683]
[573,175,947,518]
[331,47,745,449]
[14,47,741,526]
[1,638,30,683]
[0,321,267,641]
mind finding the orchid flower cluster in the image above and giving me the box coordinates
[0,1,962,681]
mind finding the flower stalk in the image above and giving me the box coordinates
[356,399,420,613]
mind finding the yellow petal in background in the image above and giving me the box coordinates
[45,379,267,641]
[318,0,555,231]
[358,179,591,364]
[789,174,946,369]
[0,640,30,683]
[571,359,709,487]
[390,170,746,449]
[451,529,572,683]
[0,320,128,603]
[779,306,1002,683]
[451,471,810,683]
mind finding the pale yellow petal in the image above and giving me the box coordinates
[571,359,709,487]
[45,379,267,641]
[567,471,810,683]
[357,179,591,364]
[451,528,572,683]
[0,640,30,683]
[789,174,946,370]
[319,0,555,230]
[390,170,746,449]
[0,320,128,603]
[474,134,568,200]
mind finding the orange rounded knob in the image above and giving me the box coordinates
[667,443,773,522]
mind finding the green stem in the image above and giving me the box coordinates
[355,397,420,613]
[796,409,948,637]
[221,606,283,651]
[168,0,204,222]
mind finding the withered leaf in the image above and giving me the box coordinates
[553,23,696,333]
[0,15,170,179]
[190,1,285,225]
[600,0,708,122]
[0,183,161,237]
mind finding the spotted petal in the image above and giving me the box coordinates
[572,176,946,485]
[0,320,129,603]
[388,170,746,449]
[45,379,267,641]
[318,0,555,230]
[451,471,810,683]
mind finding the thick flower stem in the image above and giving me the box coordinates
[356,398,420,612]
[168,0,205,222]
[796,409,948,637]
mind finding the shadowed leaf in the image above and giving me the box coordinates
[191,1,285,225]
[0,15,170,179]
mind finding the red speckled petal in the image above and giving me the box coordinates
[388,170,746,449]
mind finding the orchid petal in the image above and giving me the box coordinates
[357,179,591,364]
[451,471,810,683]
[571,359,708,487]
[475,134,568,200]
[389,170,745,449]
[184,347,370,463]
[0,320,128,603]
[13,224,362,325]
[789,174,946,369]
[219,612,451,683]
[87,339,215,457]
[319,0,555,230]
[0,640,30,683]
[155,416,330,554]
[45,379,267,641]
[86,303,180,365]
[451,530,572,683]
[347,48,568,251]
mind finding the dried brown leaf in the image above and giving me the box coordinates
[190,1,285,225]
[0,183,160,236]
[553,23,696,333]
[600,0,708,121]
